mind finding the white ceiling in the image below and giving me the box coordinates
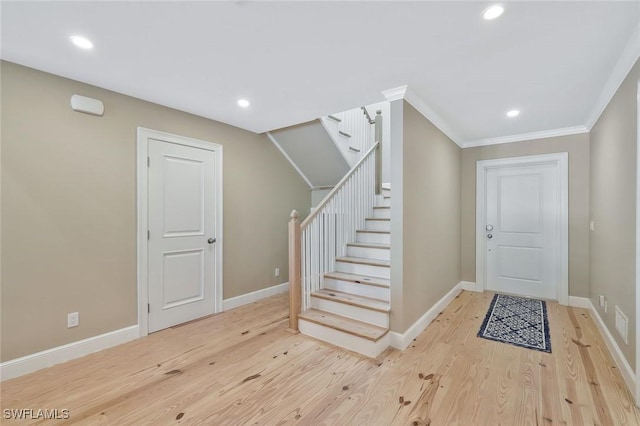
[2,2,639,146]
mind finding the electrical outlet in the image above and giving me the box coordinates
[275,268,280,277]
[599,295,605,307]
[67,312,79,328]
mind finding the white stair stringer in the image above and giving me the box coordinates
[320,106,374,169]
[298,192,392,359]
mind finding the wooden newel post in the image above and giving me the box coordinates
[374,110,383,195]
[287,210,301,334]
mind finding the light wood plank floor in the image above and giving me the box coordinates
[2,291,639,425]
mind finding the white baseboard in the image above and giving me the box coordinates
[223,282,289,311]
[568,296,591,309]
[389,282,463,350]
[0,325,139,382]
[587,299,636,400]
[460,281,478,292]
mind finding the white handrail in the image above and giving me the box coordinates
[301,142,378,229]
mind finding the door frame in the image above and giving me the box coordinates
[475,152,569,305]
[635,79,639,405]
[136,127,223,337]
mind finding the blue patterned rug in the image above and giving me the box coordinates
[478,294,552,353]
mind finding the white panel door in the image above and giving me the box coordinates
[485,163,559,300]
[148,139,217,332]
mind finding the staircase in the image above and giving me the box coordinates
[298,186,391,358]
[267,105,376,197]
[320,107,375,168]
[286,109,387,359]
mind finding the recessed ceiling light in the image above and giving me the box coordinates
[483,5,504,20]
[70,35,93,50]
[506,109,520,118]
[237,99,250,108]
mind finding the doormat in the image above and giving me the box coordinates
[478,293,551,353]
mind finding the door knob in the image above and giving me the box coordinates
[208,237,216,244]
[487,234,493,239]
[486,224,494,231]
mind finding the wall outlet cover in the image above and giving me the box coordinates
[67,312,79,328]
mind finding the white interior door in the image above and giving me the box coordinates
[148,139,218,332]
[484,163,559,300]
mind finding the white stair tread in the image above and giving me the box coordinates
[346,242,390,249]
[298,309,389,341]
[313,289,389,312]
[335,256,390,267]
[324,272,390,288]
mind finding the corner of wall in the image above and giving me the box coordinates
[389,99,405,333]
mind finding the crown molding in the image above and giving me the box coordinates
[381,85,407,102]
[381,21,639,151]
[461,125,589,148]
[381,85,463,147]
[404,88,463,147]
[585,21,640,130]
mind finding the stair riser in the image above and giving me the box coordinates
[310,297,388,328]
[298,319,390,358]
[382,188,391,196]
[381,198,391,207]
[364,220,390,232]
[323,278,390,300]
[347,245,390,261]
[335,261,390,279]
[372,209,391,219]
[356,232,390,245]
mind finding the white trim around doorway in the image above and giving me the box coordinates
[475,153,569,305]
[136,128,223,337]
[635,79,640,405]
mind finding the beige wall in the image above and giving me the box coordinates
[1,61,310,361]
[461,133,591,297]
[589,59,640,370]
[399,102,461,332]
